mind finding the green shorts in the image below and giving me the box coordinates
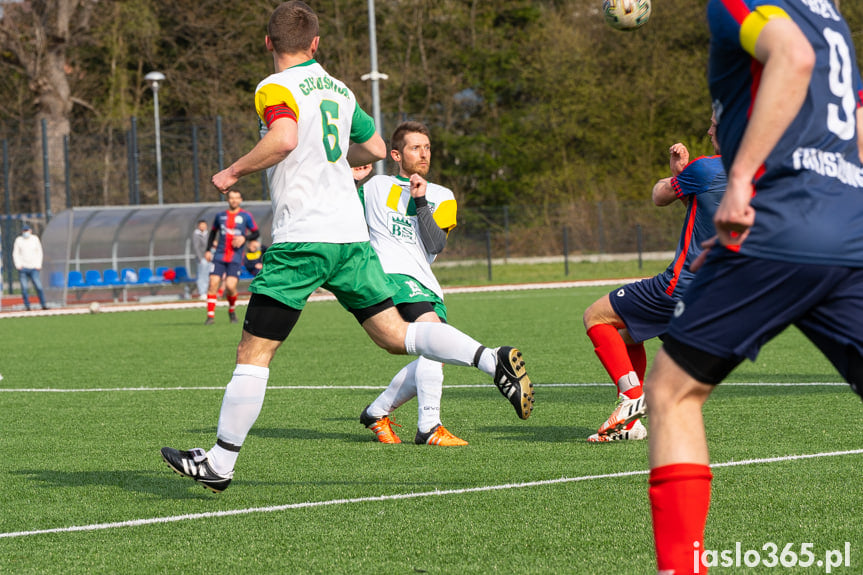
[389,273,447,322]
[250,242,398,311]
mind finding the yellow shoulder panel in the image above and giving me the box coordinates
[254,83,300,122]
[433,199,457,231]
[740,5,790,57]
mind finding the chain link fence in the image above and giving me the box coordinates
[1,116,685,301]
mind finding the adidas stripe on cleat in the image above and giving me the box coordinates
[595,393,647,437]
[588,419,647,443]
[360,405,402,444]
[415,424,468,446]
[493,346,534,419]
[160,447,233,493]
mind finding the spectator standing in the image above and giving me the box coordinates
[192,219,210,299]
[12,224,47,311]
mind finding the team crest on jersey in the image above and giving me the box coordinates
[388,213,416,244]
[674,301,685,318]
[235,215,244,225]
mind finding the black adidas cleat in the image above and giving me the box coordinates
[204,317,215,326]
[229,311,238,324]
[494,346,534,420]
[160,447,232,493]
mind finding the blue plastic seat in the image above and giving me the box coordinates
[84,270,105,287]
[67,271,86,288]
[173,266,193,283]
[135,267,156,284]
[154,266,170,280]
[102,269,123,286]
[120,268,137,284]
[240,267,255,280]
[50,271,65,288]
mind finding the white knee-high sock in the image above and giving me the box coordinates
[404,323,498,376]
[415,357,443,433]
[207,364,268,474]
[368,360,418,417]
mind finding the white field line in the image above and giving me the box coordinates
[0,278,642,319]
[1,448,861,540]
[0,382,848,393]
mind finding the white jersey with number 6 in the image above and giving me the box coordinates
[254,60,377,244]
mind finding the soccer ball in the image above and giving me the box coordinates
[603,0,651,31]
[89,301,101,314]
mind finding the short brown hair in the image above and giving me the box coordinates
[391,121,431,154]
[268,1,319,55]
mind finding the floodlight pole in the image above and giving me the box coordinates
[362,0,388,175]
[145,71,166,205]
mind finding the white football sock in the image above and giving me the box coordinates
[208,364,268,475]
[368,360,418,417]
[405,323,492,373]
[415,357,444,433]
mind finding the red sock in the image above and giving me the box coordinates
[207,295,217,318]
[227,295,237,313]
[649,463,713,574]
[587,324,638,394]
[627,342,647,382]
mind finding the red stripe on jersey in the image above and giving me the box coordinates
[223,211,237,262]
[718,0,751,25]
[665,198,697,297]
[264,104,297,128]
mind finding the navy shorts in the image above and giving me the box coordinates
[665,248,863,394]
[210,260,243,279]
[608,275,677,343]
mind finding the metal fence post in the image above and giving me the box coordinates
[216,115,224,171]
[563,225,569,276]
[596,200,604,254]
[41,119,52,221]
[503,205,510,262]
[192,125,200,203]
[131,117,140,205]
[64,134,71,208]
[485,229,492,282]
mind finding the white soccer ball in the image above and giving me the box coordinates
[89,301,101,314]
[603,0,651,31]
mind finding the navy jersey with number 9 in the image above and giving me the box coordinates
[708,0,863,266]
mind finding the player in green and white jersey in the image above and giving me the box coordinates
[359,122,467,446]
[160,1,533,492]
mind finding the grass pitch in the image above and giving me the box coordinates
[1,285,861,574]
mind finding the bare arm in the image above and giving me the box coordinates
[652,178,678,206]
[715,17,815,246]
[653,143,689,206]
[212,117,298,193]
[347,133,386,167]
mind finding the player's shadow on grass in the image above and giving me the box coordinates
[249,426,369,443]
[11,468,219,500]
[479,425,597,442]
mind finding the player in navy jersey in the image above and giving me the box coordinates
[644,2,863,573]
[583,116,725,443]
[205,189,259,325]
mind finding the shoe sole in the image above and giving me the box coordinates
[160,450,228,493]
[505,348,534,420]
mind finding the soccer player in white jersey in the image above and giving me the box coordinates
[359,121,470,446]
[160,1,533,493]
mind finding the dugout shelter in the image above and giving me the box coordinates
[41,202,272,307]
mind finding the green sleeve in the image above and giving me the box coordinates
[357,185,366,210]
[350,105,376,143]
